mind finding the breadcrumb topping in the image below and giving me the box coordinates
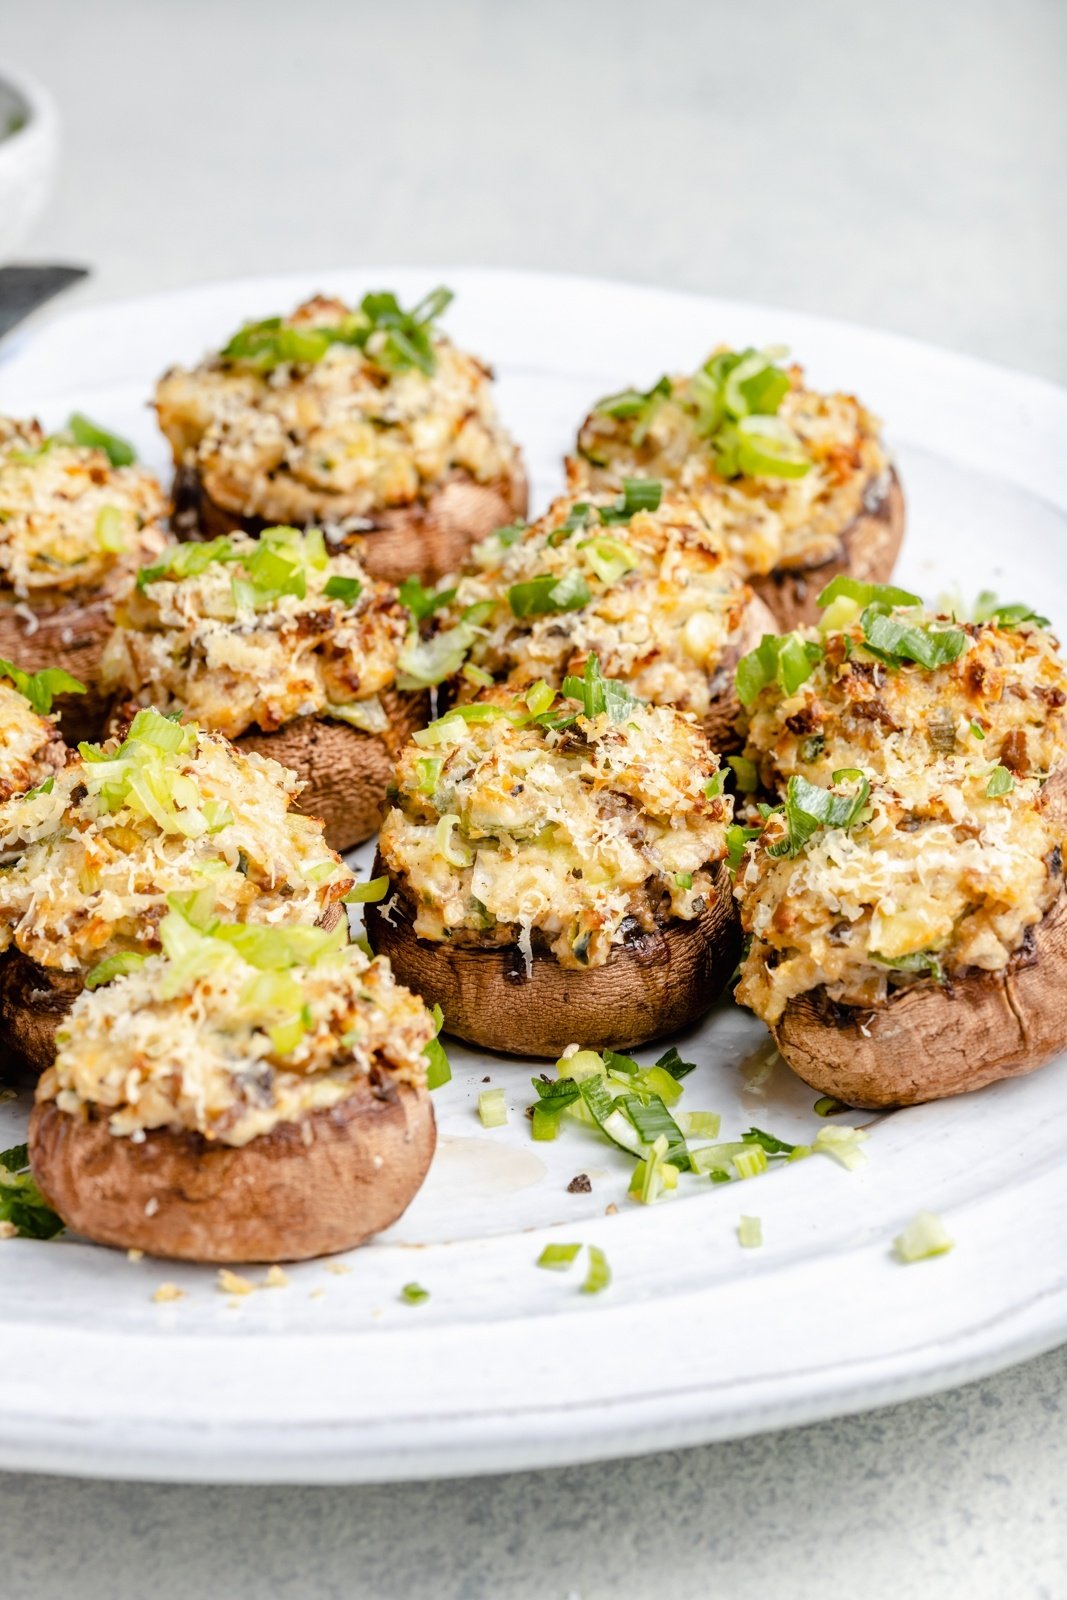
[445,491,757,722]
[379,689,732,968]
[0,417,167,598]
[155,295,522,526]
[103,529,406,739]
[569,357,889,577]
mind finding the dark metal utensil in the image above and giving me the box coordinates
[0,264,89,341]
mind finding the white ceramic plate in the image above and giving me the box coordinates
[0,268,1065,1485]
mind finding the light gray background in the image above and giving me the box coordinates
[2,2,1065,1596]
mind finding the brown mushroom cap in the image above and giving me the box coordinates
[366,865,740,1058]
[773,883,1067,1109]
[0,588,120,743]
[29,1079,435,1262]
[234,687,431,853]
[174,464,529,588]
[748,466,905,632]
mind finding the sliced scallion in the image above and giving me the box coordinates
[536,1242,581,1271]
[478,1087,508,1128]
[893,1210,954,1263]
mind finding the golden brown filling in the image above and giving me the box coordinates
[434,488,757,722]
[378,678,732,968]
[0,711,352,976]
[103,527,406,740]
[40,918,432,1146]
[569,351,889,578]
[0,417,167,598]
[155,293,522,526]
[734,604,1067,1021]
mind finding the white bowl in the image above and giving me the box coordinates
[0,65,60,264]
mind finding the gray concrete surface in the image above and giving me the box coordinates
[2,2,1065,1595]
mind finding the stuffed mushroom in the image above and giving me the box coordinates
[0,415,168,738]
[414,481,776,751]
[102,525,428,850]
[366,666,740,1056]
[568,346,903,629]
[155,289,527,585]
[0,707,354,1077]
[30,907,437,1262]
[0,665,72,800]
[733,582,1067,1106]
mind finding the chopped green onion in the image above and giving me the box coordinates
[343,875,390,904]
[986,764,1015,797]
[536,1242,581,1271]
[462,662,495,688]
[737,1215,763,1248]
[561,653,640,723]
[0,1148,63,1240]
[580,1245,611,1295]
[861,608,968,670]
[524,679,556,717]
[0,658,85,715]
[813,1125,869,1170]
[478,1087,508,1128]
[893,1210,954,1263]
[813,1095,848,1117]
[424,1003,451,1090]
[767,769,870,859]
[84,951,148,990]
[508,569,591,618]
[494,521,526,547]
[736,632,824,707]
[733,414,810,478]
[675,871,693,890]
[727,755,758,792]
[733,1146,768,1180]
[726,823,763,872]
[970,592,1050,630]
[704,769,727,798]
[816,576,921,611]
[400,1282,430,1304]
[582,535,640,585]
[67,412,135,467]
[399,575,457,622]
[416,756,442,795]
[323,574,363,604]
[95,504,126,553]
[679,1111,721,1138]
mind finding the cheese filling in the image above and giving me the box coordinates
[39,925,432,1145]
[378,688,732,968]
[0,712,352,975]
[569,355,889,577]
[0,417,167,598]
[155,294,523,525]
[102,527,406,739]
[441,491,757,721]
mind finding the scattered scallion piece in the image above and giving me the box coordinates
[813,1095,848,1118]
[580,1245,611,1295]
[536,1242,581,1271]
[478,1087,508,1129]
[84,951,148,990]
[737,1215,763,1248]
[767,769,870,859]
[323,574,362,604]
[399,576,457,622]
[736,632,824,707]
[893,1210,954,1263]
[560,653,640,723]
[424,1004,451,1090]
[813,1125,869,1170]
[986,764,1015,797]
[816,575,921,611]
[94,504,126,553]
[727,755,758,792]
[508,569,591,618]
[400,1282,430,1304]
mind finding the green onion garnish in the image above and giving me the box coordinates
[536,1242,581,1271]
[727,755,758,792]
[507,569,591,618]
[67,412,136,467]
[813,1095,848,1117]
[84,951,148,990]
[813,1125,869,1170]
[893,1210,954,1263]
[0,1145,63,1239]
[580,1245,611,1295]
[560,653,640,724]
[986,764,1015,797]
[478,1087,508,1128]
[323,574,363,604]
[424,1003,451,1090]
[767,769,870,859]
[737,1215,763,1248]
[860,608,968,670]
[0,658,85,715]
[399,575,457,622]
[95,504,126,553]
[400,1282,430,1304]
[736,631,824,708]
[343,875,390,904]
[816,575,921,611]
